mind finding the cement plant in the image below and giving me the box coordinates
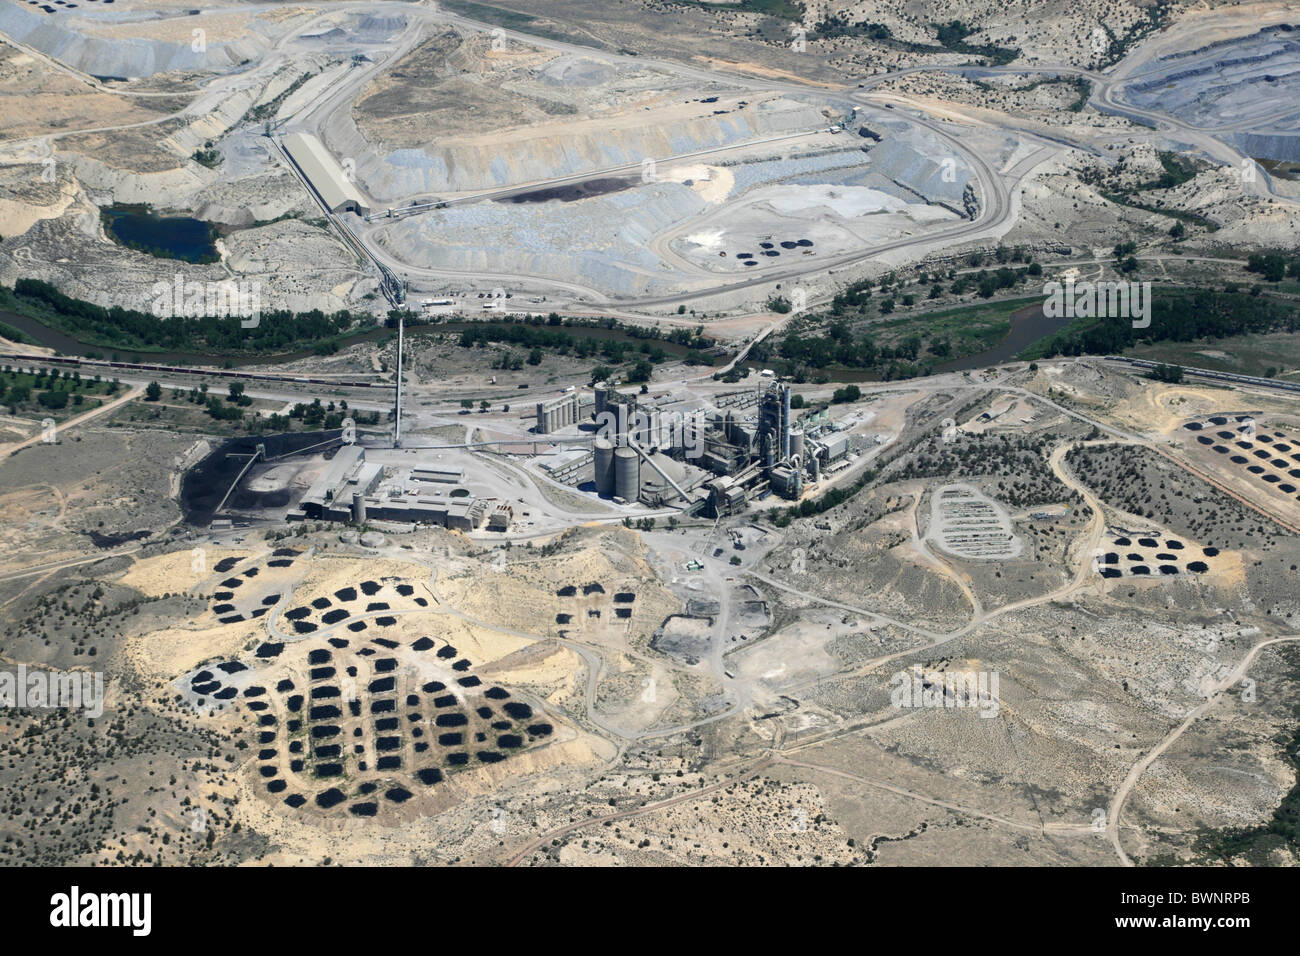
[0,0,1299,891]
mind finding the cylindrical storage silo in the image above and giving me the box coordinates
[594,438,615,497]
[614,446,640,501]
[594,385,609,420]
[789,426,804,460]
[352,493,367,523]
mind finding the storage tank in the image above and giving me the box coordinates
[593,438,615,497]
[789,426,805,460]
[614,446,640,501]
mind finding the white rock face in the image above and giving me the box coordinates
[0,2,270,79]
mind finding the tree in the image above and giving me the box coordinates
[145,381,162,402]
[527,348,543,366]
[1146,363,1183,383]
[1246,252,1286,282]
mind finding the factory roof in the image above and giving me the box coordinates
[300,445,364,507]
[282,132,371,215]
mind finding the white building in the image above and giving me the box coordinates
[282,132,371,216]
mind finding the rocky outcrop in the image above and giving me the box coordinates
[0,1,270,79]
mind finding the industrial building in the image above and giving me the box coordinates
[695,382,854,515]
[581,381,854,515]
[282,132,372,216]
[295,446,487,531]
[410,465,464,485]
[296,380,853,528]
[298,445,380,517]
[486,504,514,532]
[535,391,593,434]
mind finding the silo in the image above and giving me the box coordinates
[789,426,805,460]
[614,446,640,501]
[594,385,610,420]
[352,493,367,524]
[593,438,615,497]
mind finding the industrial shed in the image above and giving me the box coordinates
[282,132,371,216]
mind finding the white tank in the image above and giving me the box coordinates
[594,438,615,497]
[789,427,805,460]
[614,446,640,502]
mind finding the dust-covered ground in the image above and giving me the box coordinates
[1,361,1297,866]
